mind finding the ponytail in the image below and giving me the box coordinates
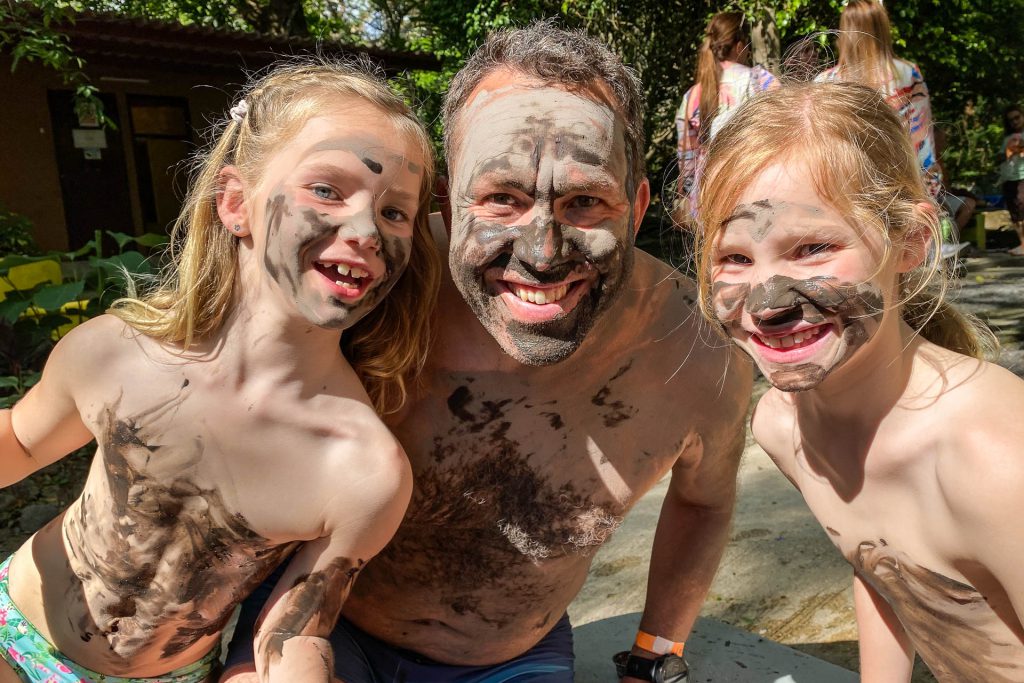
[694,11,748,140]
[696,37,721,141]
[901,273,997,360]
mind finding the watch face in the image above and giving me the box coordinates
[655,656,689,683]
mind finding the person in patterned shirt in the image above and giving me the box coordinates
[675,11,778,218]
[816,0,942,199]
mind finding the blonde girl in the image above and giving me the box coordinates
[817,0,941,198]
[0,58,439,683]
[696,80,1024,682]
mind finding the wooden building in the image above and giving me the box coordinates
[0,12,438,251]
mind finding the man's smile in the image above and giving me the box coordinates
[485,264,597,323]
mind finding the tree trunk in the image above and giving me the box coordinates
[751,8,780,73]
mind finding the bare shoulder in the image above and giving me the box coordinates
[44,314,141,378]
[631,251,739,374]
[318,400,412,512]
[750,387,799,481]
[926,351,1024,520]
[249,395,412,544]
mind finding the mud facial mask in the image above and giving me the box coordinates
[448,84,636,365]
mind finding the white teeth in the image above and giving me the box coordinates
[318,261,371,280]
[758,329,822,349]
[512,283,570,305]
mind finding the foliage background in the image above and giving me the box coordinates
[5,0,1024,194]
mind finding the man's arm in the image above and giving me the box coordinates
[628,350,752,671]
[854,573,914,682]
[253,439,412,683]
[3,324,95,487]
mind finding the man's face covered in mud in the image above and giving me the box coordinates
[709,163,894,392]
[448,71,647,365]
[250,102,423,330]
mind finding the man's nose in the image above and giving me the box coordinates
[513,214,566,271]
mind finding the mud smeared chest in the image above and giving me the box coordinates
[66,396,292,659]
[384,382,624,584]
[851,540,1024,682]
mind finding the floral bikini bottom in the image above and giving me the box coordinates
[0,557,218,683]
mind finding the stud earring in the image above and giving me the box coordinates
[232,224,242,232]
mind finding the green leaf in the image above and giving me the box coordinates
[106,231,136,250]
[113,251,149,274]
[0,376,20,389]
[66,240,97,260]
[0,298,31,324]
[133,233,170,248]
[32,280,85,311]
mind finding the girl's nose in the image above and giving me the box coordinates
[339,210,382,253]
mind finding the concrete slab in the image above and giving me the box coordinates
[573,614,857,682]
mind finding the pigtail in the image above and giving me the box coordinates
[901,267,997,360]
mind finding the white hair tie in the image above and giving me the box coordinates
[230,99,248,123]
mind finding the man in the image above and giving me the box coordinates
[223,21,751,682]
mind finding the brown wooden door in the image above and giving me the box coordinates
[47,91,134,250]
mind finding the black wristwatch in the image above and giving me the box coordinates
[613,651,689,683]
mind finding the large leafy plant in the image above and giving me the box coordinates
[0,229,167,407]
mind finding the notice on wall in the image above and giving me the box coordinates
[72,128,107,149]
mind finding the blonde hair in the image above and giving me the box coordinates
[695,12,748,140]
[111,57,441,414]
[694,80,995,359]
[836,0,897,91]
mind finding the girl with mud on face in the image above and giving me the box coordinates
[694,80,1024,683]
[0,58,440,683]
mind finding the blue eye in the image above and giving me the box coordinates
[311,184,339,200]
[487,193,517,206]
[382,207,409,222]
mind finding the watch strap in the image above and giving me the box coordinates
[623,652,657,680]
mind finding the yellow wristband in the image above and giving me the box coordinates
[635,630,684,657]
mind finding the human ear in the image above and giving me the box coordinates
[216,166,251,238]
[897,202,937,273]
[632,177,651,236]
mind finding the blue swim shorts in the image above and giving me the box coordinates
[0,556,219,683]
[224,565,574,682]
